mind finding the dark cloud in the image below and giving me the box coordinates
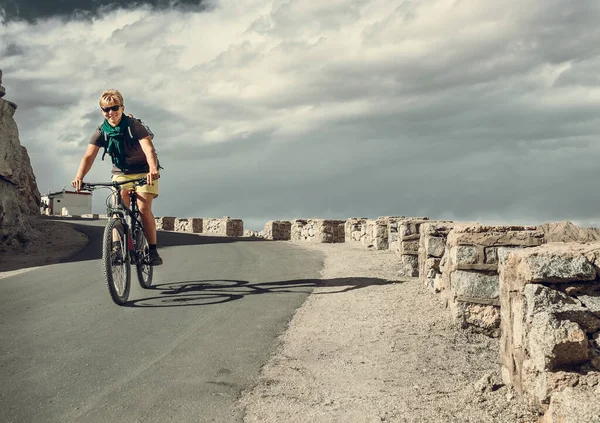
[0,0,209,22]
[2,42,24,56]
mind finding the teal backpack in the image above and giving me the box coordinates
[99,114,162,170]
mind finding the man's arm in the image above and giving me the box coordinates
[72,144,100,191]
[139,136,160,185]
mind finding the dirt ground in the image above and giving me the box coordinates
[0,217,88,277]
[1,220,539,422]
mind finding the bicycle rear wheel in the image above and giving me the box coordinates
[102,218,131,305]
[135,228,153,289]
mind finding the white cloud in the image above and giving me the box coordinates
[3,0,600,229]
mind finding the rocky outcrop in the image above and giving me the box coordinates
[0,70,41,248]
[0,69,5,98]
[538,221,600,243]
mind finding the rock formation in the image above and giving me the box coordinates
[0,69,42,249]
[537,220,600,243]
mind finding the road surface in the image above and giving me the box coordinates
[0,221,324,422]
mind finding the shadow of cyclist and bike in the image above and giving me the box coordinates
[123,277,399,308]
[59,221,400,308]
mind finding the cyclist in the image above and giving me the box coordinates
[71,89,163,265]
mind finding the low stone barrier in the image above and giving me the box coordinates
[440,224,544,336]
[394,217,430,277]
[291,219,345,243]
[418,221,454,291]
[155,216,176,231]
[174,218,203,233]
[204,217,243,237]
[345,217,367,243]
[361,217,389,250]
[499,243,600,420]
[264,220,292,240]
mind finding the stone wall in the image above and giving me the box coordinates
[418,221,454,292]
[264,220,292,240]
[499,243,600,420]
[174,218,203,233]
[440,224,544,336]
[291,219,345,243]
[204,217,243,237]
[394,218,430,277]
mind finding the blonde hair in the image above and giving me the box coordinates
[99,89,124,107]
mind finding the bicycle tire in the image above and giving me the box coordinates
[102,218,131,305]
[135,228,153,289]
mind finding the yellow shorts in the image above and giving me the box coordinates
[112,173,159,198]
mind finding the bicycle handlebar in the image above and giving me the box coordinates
[80,177,147,191]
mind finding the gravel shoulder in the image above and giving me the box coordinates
[240,241,539,423]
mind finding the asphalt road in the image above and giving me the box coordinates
[0,221,325,422]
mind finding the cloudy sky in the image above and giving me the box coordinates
[2,0,600,231]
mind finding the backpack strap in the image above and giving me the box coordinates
[125,116,135,141]
[99,125,109,162]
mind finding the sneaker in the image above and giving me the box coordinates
[148,249,163,266]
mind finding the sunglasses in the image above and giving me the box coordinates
[101,105,121,113]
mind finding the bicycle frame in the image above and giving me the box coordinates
[108,187,143,260]
[82,178,147,263]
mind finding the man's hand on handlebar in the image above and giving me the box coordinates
[72,178,84,192]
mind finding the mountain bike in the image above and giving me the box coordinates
[81,178,153,305]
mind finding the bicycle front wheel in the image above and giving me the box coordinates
[135,228,153,289]
[102,218,131,305]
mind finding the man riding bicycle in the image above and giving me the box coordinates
[72,89,163,266]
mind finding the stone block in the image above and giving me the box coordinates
[518,253,596,284]
[155,216,176,231]
[174,218,203,233]
[447,224,545,247]
[425,236,446,258]
[451,301,500,337]
[399,217,429,240]
[529,312,588,371]
[422,257,441,290]
[345,217,367,242]
[450,245,481,266]
[264,220,292,240]
[399,254,418,277]
[400,239,419,255]
[450,270,499,300]
[204,217,243,236]
[523,284,600,333]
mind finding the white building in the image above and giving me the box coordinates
[41,189,92,216]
